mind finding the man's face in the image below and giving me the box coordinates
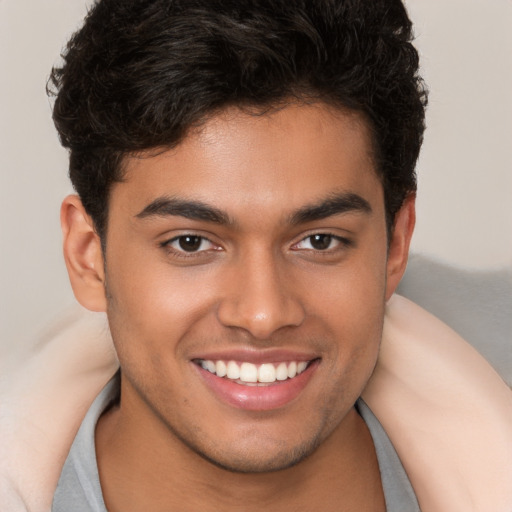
[103,103,399,472]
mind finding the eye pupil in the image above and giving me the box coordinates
[310,234,332,250]
[178,235,202,252]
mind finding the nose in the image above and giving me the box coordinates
[216,250,305,339]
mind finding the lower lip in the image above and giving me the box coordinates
[194,361,319,411]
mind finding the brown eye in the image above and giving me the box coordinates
[163,234,217,255]
[292,233,352,253]
[309,234,333,250]
[178,235,202,252]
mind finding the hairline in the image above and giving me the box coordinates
[97,97,389,249]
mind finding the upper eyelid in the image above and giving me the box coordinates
[293,232,352,244]
[159,231,352,251]
[295,234,348,246]
[160,235,222,260]
[160,231,215,244]
[160,234,215,251]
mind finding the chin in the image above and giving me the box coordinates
[194,437,322,474]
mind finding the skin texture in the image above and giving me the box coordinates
[61,103,415,511]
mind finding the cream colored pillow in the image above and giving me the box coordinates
[1,297,511,512]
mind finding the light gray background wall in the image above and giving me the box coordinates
[1,0,511,355]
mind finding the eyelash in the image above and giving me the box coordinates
[160,232,353,259]
[160,234,220,259]
[291,233,353,254]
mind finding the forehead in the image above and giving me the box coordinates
[114,102,382,219]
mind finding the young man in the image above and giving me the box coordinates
[50,1,425,510]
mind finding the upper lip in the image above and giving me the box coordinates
[190,348,319,365]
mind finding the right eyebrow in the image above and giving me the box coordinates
[288,192,372,225]
[135,196,232,225]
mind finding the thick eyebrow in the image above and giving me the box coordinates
[135,196,231,225]
[289,192,372,225]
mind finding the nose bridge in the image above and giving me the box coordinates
[217,245,305,338]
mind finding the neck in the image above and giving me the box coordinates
[96,386,385,512]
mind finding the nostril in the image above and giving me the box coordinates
[217,294,305,339]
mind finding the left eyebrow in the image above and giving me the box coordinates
[289,192,372,225]
[135,196,231,225]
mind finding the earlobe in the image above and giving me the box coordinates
[385,194,416,300]
[61,195,107,312]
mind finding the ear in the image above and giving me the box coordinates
[385,194,416,300]
[61,195,107,312]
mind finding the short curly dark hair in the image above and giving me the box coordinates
[48,0,427,241]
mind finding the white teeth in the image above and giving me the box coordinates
[275,362,289,381]
[199,359,311,384]
[216,360,227,377]
[201,360,216,373]
[226,361,240,379]
[239,362,258,383]
[258,363,276,383]
[287,361,297,379]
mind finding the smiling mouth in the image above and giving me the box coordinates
[194,359,314,385]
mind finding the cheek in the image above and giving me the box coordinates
[302,246,387,331]
[104,248,219,365]
[304,245,387,378]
